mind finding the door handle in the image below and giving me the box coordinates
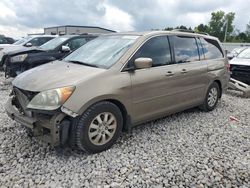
[181,69,188,74]
[165,71,175,77]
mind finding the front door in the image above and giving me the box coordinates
[128,35,184,123]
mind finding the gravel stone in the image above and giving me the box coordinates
[0,72,250,187]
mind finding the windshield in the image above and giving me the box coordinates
[64,35,139,68]
[40,37,69,50]
[237,48,250,59]
[13,36,32,45]
[232,47,246,55]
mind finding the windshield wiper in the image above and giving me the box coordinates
[67,60,99,68]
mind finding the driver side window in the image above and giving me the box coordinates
[64,38,87,51]
[128,35,172,68]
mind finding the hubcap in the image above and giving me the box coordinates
[88,112,117,146]
[207,87,218,107]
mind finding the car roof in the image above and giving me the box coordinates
[102,30,219,41]
[29,35,57,38]
[57,34,99,38]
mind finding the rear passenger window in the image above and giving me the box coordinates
[131,36,172,67]
[200,38,224,59]
[173,36,199,63]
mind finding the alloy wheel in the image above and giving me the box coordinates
[88,112,117,146]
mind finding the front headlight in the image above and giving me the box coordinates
[10,54,28,63]
[27,86,75,110]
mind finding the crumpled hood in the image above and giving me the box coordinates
[230,57,250,66]
[0,45,28,53]
[0,45,29,61]
[13,60,106,92]
[7,47,43,56]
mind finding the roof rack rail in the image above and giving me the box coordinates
[196,31,209,35]
[171,29,195,33]
[171,29,210,36]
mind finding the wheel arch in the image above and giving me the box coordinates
[75,96,132,132]
[214,79,222,98]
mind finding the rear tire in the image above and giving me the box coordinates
[75,101,123,153]
[200,82,220,112]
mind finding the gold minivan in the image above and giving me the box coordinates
[5,31,230,153]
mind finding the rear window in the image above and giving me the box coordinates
[172,36,199,63]
[200,38,224,60]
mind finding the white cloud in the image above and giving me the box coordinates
[102,4,134,31]
[0,0,249,38]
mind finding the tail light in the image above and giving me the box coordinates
[226,63,231,71]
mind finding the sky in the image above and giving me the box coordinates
[0,0,249,38]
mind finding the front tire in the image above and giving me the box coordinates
[200,82,220,112]
[75,101,123,153]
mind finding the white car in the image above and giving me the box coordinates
[230,47,250,85]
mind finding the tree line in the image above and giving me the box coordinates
[163,10,250,43]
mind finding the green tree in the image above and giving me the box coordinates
[246,22,250,42]
[195,24,209,33]
[164,27,174,31]
[208,11,235,41]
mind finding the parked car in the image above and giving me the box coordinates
[4,34,98,77]
[0,35,56,69]
[0,35,15,44]
[227,47,248,60]
[230,47,250,85]
[5,31,230,153]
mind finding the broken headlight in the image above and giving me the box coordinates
[10,54,28,63]
[27,86,75,110]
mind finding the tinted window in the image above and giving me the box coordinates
[131,36,172,67]
[0,37,7,44]
[64,38,87,51]
[173,36,199,63]
[200,38,223,59]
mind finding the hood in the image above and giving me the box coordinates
[0,45,32,61]
[0,44,15,48]
[13,60,106,92]
[230,57,250,66]
[7,47,44,56]
[0,45,28,54]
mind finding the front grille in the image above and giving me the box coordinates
[230,64,250,73]
[230,64,250,85]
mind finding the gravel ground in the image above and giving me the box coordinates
[0,71,250,187]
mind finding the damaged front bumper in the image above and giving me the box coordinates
[5,97,71,146]
[5,61,22,78]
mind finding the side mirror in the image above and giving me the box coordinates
[25,42,32,47]
[61,45,71,52]
[134,58,153,69]
[227,54,234,60]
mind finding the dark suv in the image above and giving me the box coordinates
[5,34,98,77]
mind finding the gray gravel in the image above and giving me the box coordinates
[0,71,250,187]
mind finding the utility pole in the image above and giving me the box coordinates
[224,19,228,42]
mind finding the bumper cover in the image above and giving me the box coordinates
[5,97,67,146]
